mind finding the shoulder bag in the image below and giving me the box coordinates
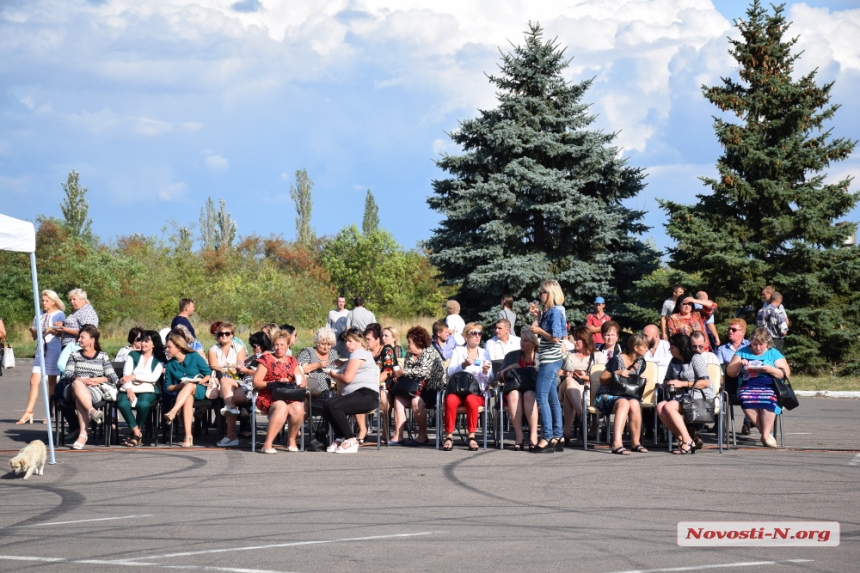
[502,367,537,394]
[391,376,423,398]
[267,382,306,402]
[447,370,481,397]
[681,386,715,424]
[772,373,799,410]
[609,372,646,399]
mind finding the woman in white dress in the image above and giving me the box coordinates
[17,290,66,425]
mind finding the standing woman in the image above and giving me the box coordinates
[529,280,567,453]
[18,290,66,424]
[62,325,118,449]
[162,333,213,448]
[117,330,166,447]
[253,330,306,453]
[54,288,99,347]
[497,294,516,329]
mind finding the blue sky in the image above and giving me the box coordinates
[2,0,858,256]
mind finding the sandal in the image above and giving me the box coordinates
[124,435,142,448]
[631,444,648,453]
[163,412,175,426]
[468,438,479,451]
[611,446,630,455]
[673,440,695,455]
[442,437,454,451]
[512,442,524,451]
[72,435,88,450]
[181,436,193,448]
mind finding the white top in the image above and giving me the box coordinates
[661,298,676,317]
[326,309,349,337]
[341,348,380,395]
[447,345,493,391]
[644,339,672,386]
[122,354,164,393]
[446,314,466,346]
[485,335,521,361]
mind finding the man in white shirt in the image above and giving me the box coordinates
[327,296,349,356]
[642,324,671,441]
[485,319,520,361]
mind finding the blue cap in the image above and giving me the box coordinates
[594,296,605,304]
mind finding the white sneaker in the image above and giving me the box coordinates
[220,406,240,416]
[217,437,239,447]
[326,438,344,453]
[335,439,359,454]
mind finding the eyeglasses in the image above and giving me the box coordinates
[217,332,233,337]
[539,290,548,294]
[680,302,693,306]
[468,331,482,336]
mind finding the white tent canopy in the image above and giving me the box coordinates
[0,213,36,252]
[0,213,56,463]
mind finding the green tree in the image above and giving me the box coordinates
[60,170,94,242]
[362,189,380,235]
[199,198,237,251]
[199,197,217,250]
[290,169,315,245]
[425,23,658,325]
[660,1,858,371]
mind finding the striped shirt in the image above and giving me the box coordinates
[537,306,566,364]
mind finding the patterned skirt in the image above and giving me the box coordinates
[737,376,782,414]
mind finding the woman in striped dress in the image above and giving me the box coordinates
[528,280,567,454]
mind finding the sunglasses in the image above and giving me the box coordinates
[692,345,706,350]
[217,332,233,337]
[468,331,482,336]
[728,327,742,333]
[539,290,548,294]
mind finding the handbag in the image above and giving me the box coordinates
[609,372,646,399]
[681,387,715,424]
[772,375,799,411]
[2,342,14,369]
[267,382,306,402]
[205,376,220,400]
[502,367,537,394]
[98,382,118,402]
[391,376,423,398]
[447,370,481,397]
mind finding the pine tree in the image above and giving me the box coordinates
[425,23,658,325]
[362,190,380,235]
[290,169,315,246]
[660,1,858,371]
[60,170,94,242]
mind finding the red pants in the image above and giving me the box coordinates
[444,393,485,435]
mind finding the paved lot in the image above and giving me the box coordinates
[1,360,859,572]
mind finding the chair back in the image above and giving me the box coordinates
[112,361,124,379]
[641,361,658,406]
[707,362,723,413]
[588,364,605,408]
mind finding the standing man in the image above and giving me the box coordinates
[327,296,349,357]
[660,284,684,341]
[695,291,720,349]
[485,319,520,361]
[758,290,789,351]
[171,298,196,339]
[585,296,611,347]
[346,296,376,332]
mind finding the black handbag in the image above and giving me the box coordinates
[609,373,646,399]
[447,371,481,397]
[391,376,423,398]
[772,376,799,410]
[503,367,537,394]
[267,382,306,402]
[681,387,715,424]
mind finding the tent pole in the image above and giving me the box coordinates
[30,252,56,464]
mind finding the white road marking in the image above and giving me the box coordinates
[0,555,297,573]
[604,559,813,573]
[121,531,443,561]
[848,453,860,466]
[5,514,152,529]
[783,432,811,435]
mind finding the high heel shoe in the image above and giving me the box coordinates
[553,438,565,452]
[532,440,555,454]
[15,411,34,425]
[163,412,175,426]
[673,440,695,455]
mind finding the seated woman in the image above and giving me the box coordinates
[560,326,595,444]
[363,323,398,444]
[114,326,144,364]
[497,326,539,451]
[656,333,713,455]
[253,330,306,453]
[666,296,717,352]
[594,320,622,363]
[296,327,338,423]
[597,333,650,454]
[443,322,493,451]
[117,330,166,447]
[162,333,213,448]
[382,326,404,359]
[725,327,790,448]
[208,322,254,447]
[324,328,381,453]
[62,325,119,450]
[390,326,439,446]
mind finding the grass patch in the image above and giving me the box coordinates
[790,375,860,392]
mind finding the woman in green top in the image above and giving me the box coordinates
[163,333,212,448]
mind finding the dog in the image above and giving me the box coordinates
[9,440,47,480]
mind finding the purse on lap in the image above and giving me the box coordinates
[446,371,481,397]
[502,367,537,394]
[267,382,306,402]
[391,376,423,398]
[608,372,646,399]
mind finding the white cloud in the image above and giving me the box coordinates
[158,182,188,201]
[0,175,31,195]
[204,151,229,171]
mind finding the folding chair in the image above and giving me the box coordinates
[706,362,726,453]
[640,362,659,447]
[251,389,308,452]
[441,389,491,449]
[583,363,607,450]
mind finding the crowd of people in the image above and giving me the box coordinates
[10,283,792,455]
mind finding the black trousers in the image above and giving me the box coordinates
[322,388,379,439]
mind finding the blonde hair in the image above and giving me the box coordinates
[42,289,65,312]
[519,326,540,346]
[261,323,280,343]
[750,327,772,347]
[166,333,193,355]
[314,327,337,346]
[446,300,461,314]
[342,328,369,350]
[464,322,482,335]
[272,330,293,345]
[383,326,400,346]
[540,280,565,308]
[68,288,88,302]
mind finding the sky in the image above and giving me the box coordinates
[2,0,859,256]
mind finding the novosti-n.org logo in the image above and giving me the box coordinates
[677,522,840,547]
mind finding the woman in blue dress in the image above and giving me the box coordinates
[725,327,791,448]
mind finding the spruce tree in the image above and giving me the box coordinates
[362,190,380,235]
[426,23,658,325]
[660,1,858,370]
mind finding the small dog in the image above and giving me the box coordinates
[9,440,47,480]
